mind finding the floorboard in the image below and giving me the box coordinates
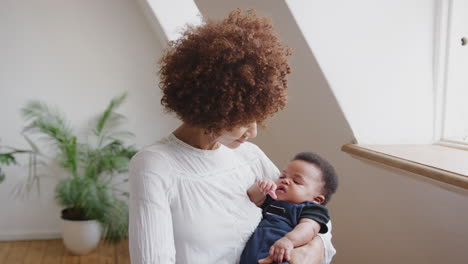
[0,239,129,264]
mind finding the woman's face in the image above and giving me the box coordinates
[216,122,257,149]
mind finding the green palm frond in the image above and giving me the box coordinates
[0,168,4,183]
[22,101,73,142]
[83,139,137,180]
[21,101,78,177]
[96,93,127,136]
[0,140,41,190]
[0,149,36,185]
[0,153,18,166]
[0,146,34,166]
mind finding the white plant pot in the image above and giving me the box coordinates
[61,218,102,255]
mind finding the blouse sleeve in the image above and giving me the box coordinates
[317,221,337,264]
[129,151,176,264]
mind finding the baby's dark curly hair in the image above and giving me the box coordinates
[293,152,339,205]
[159,9,291,134]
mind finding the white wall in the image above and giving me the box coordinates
[195,1,468,263]
[0,0,178,240]
[286,0,435,145]
[144,0,201,42]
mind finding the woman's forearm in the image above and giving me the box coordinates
[289,236,324,264]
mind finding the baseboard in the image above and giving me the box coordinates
[0,230,61,241]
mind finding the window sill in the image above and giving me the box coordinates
[341,144,468,190]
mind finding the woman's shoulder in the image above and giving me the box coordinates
[130,140,174,175]
[129,141,178,200]
[237,142,279,177]
[234,141,268,162]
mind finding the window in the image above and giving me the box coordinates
[438,0,468,146]
[342,0,468,189]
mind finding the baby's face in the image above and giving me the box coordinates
[274,160,325,204]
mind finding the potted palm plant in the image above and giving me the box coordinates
[8,93,136,255]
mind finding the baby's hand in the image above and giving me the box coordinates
[269,237,294,262]
[257,178,277,199]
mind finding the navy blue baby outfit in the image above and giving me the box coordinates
[240,196,329,264]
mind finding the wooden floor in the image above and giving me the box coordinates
[0,239,129,264]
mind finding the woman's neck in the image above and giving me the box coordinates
[172,124,220,150]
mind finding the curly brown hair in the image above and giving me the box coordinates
[159,9,291,134]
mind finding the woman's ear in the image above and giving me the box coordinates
[313,195,325,204]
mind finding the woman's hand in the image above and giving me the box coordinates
[258,236,324,264]
[257,178,277,199]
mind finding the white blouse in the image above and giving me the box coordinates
[129,134,335,264]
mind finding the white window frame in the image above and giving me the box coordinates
[434,0,468,150]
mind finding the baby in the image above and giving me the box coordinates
[240,152,338,264]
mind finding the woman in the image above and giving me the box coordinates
[129,9,335,264]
